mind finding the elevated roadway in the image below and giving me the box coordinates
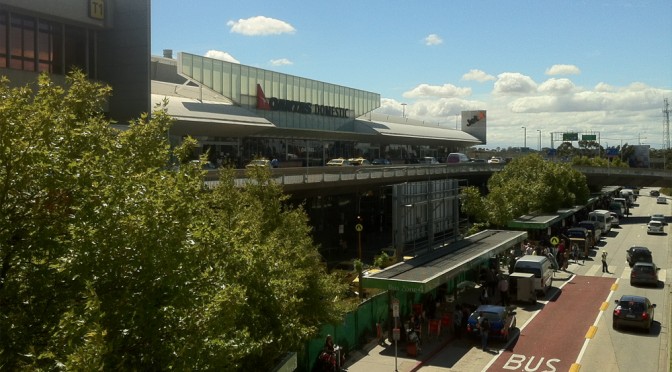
[212,164,672,196]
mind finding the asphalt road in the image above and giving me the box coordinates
[417,188,670,372]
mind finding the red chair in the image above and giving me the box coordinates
[427,319,441,339]
[441,313,452,332]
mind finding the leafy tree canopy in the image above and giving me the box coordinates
[461,154,590,227]
[0,72,347,371]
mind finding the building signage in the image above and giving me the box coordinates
[256,84,350,118]
[89,0,105,20]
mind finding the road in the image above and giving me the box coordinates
[418,187,671,372]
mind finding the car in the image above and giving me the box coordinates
[418,156,439,165]
[657,196,667,204]
[613,295,656,332]
[245,159,271,168]
[326,158,352,166]
[650,190,660,197]
[647,220,664,235]
[446,152,470,163]
[650,214,667,225]
[566,227,594,249]
[626,246,652,267]
[348,157,371,166]
[371,158,391,165]
[465,304,517,341]
[609,212,620,227]
[487,156,503,164]
[630,262,659,287]
[469,158,487,163]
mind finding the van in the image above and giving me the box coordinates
[446,153,469,164]
[613,197,629,216]
[609,201,625,218]
[620,189,635,206]
[513,255,553,296]
[589,209,612,234]
[577,220,602,243]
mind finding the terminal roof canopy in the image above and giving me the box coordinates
[362,230,527,293]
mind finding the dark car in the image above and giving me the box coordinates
[613,295,656,332]
[630,262,659,287]
[465,305,517,341]
[626,246,652,267]
[566,227,594,249]
[650,190,660,197]
[371,158,391,165]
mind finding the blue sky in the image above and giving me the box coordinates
[152,0,672,150]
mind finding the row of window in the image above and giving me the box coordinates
[0,10,95,76]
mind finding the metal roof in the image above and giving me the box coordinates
[361,230,527,293]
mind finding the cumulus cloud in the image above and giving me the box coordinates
[403,83,471,99]
[493,73,538,95]
[538,78,576,95]
[424,34,443,46]
[462,69,496,82]
[270,58,293,66]
[227,16,296,36]
[204,50,240,63]
[545,64,581,75]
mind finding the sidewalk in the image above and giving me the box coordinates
[343,269,574,372]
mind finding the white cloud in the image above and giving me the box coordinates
[402,83,471,99]
[462,69,496,82]
[227,16,296,36]
[493,73,538,95]
[204,50,240,63]
[270,58,293,66]
[424,34,443,46]
[537,78,576,95]
[545,64,581,75]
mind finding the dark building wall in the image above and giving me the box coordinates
[98,0,150,124]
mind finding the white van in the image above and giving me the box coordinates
[589,209,612,234]
[513,255,553,296]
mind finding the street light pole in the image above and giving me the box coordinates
[521,127,527,148]
[401,103,407,118]
[537,129,542,151]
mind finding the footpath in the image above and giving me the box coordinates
[342,269,574,372]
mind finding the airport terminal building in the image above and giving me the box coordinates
[1,0,490,257]
[1,0,486,169]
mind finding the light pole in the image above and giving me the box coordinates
[537,129,542,151]
[401,103,407,118]
[521,127,527,148]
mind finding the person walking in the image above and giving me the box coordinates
[601,251,610,273]
[477,312,490,351]
[498,275,510,307]
[453,307,462,339]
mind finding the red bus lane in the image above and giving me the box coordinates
[487,275,615,372]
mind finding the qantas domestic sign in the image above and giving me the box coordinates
[256,84,350,118]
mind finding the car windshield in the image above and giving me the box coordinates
[635,265,655,274]
[618,301,646,311]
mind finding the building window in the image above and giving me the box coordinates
[9,14,36,71]
[0,11,6,67]
[0,11,95,77]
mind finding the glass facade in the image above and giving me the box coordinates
[179,52,380,124]
[0,9,95,76]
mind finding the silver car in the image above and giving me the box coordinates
[630,262,659,287]
[647,221,664,235]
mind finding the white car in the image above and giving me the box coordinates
[487,156,503,164]
[657,196,667,204]
[651,214,667,225]
[647,221,664,235]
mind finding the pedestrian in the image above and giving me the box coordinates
[453,307,462,339]
[477,312,490,351]
[479,286,489,305]
[498,275,509,307]
[601,251,609,273]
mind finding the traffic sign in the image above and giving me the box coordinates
[355,224,363,232]
[550,236,560,246]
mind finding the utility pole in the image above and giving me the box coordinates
[664,98,670,149]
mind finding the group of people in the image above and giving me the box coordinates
[316,335,346,372]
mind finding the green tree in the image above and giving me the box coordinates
[0,72,347,371]
[469,154,590,226]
